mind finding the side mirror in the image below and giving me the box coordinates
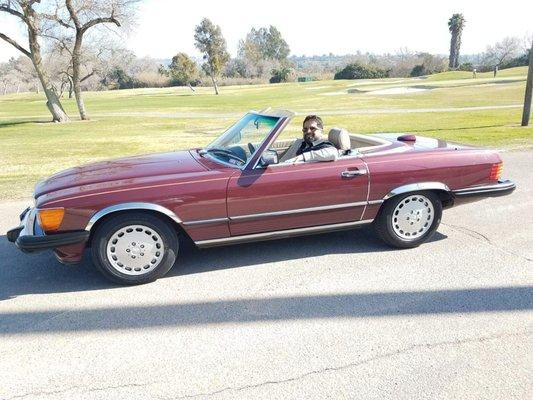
[260,150,278,166]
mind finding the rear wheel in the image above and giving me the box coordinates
[374,191,442,248]
[91,212,179,285]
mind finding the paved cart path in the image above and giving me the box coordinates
[0,103,528,121]
[0,151,531,400]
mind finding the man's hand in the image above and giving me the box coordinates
[283,155,304,164]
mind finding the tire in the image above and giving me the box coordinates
[91,212,179,285]
[374,191,442,249]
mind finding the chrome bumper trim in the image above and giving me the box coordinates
[452,180,516,197]
[19,207,37,237]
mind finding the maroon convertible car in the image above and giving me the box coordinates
[8,109,515,284]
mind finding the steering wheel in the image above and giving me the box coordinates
[208,148,246,165]
[247,143,256,155]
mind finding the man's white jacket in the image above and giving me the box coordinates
[280,139,339,163]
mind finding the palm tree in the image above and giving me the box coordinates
[448,14,466,69]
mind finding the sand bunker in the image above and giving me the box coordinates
[367,87,429,95]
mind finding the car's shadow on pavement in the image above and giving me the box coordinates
[0,227,447,300]
[172,227,447,277]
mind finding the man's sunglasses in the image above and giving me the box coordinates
[302,126,321,133]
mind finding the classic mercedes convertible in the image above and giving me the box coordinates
[8,109,515,284]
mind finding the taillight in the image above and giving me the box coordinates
[489,162,503,181]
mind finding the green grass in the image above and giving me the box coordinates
[1,66,532,200]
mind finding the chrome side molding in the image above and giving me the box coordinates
[85,202,182,231]
[183,200,384,226]
[182,217,229,226]
[195,219,373,248]
[230,201,369,222]
[383,182,451,200]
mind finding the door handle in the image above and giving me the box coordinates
[341,169,366,178]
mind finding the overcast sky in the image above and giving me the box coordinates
[0,0,532,62]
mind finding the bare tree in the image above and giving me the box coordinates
[482,37,522,76]
[0,0,69,121]
[0,62,17,94]
[522,42,533,126]
[43,0,135,119]
[48,39,104,99]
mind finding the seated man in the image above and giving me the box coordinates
[281,115,338,163]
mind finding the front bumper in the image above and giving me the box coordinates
[7,207,89,253]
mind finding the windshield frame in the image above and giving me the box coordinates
[201,110,293,170]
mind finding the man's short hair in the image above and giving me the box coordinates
[303,115,323,130]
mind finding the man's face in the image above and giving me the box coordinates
[302,119,323,142]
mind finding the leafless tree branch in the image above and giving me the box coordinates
[0,4,25,20]
[0,32,31,57]
[82,16,121,32]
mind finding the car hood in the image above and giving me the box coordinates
[34,150,206,198]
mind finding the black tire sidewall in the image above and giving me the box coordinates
[91,213,178,285]
[377,191,442,248]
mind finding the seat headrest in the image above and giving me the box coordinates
[328,128,351,151]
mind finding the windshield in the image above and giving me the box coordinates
[201,113,281,167]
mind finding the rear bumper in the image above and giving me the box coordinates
[450,179,516,207]
[452,179,516,199]
[7,207,89,253]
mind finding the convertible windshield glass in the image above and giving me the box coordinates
[201,113,281,167]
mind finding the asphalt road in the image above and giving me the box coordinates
[0,150,531,400]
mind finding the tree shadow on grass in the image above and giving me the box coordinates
[0,119,50,128]
[403,124,508,134]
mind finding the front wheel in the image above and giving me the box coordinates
[91,212,179,285]
[374,191,442,248]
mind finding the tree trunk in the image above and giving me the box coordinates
[210,74,219,95]
[449,30,462,69]
[521,45,533,126]
[449,32,457,69]
[30,54,68,122]
[25,11,69,122]
[71,33,89,120]
[68,76,74,99]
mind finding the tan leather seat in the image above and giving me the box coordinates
[328,128,351,151]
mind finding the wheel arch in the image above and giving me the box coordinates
[85,202,190,246]
[382,182,454,208]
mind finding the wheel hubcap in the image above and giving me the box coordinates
[106,225,164,275]
[392,195,434,240]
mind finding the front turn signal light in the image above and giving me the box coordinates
[37,208,65,232]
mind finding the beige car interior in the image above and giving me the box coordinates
[271,128,390,161]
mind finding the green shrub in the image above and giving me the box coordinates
[457,62,474,71]
[334,63,390,80]
[270,67,292,83]
[500,52,530,69]
[410,64,426,77]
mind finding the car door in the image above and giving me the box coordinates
[226,157,369,236]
